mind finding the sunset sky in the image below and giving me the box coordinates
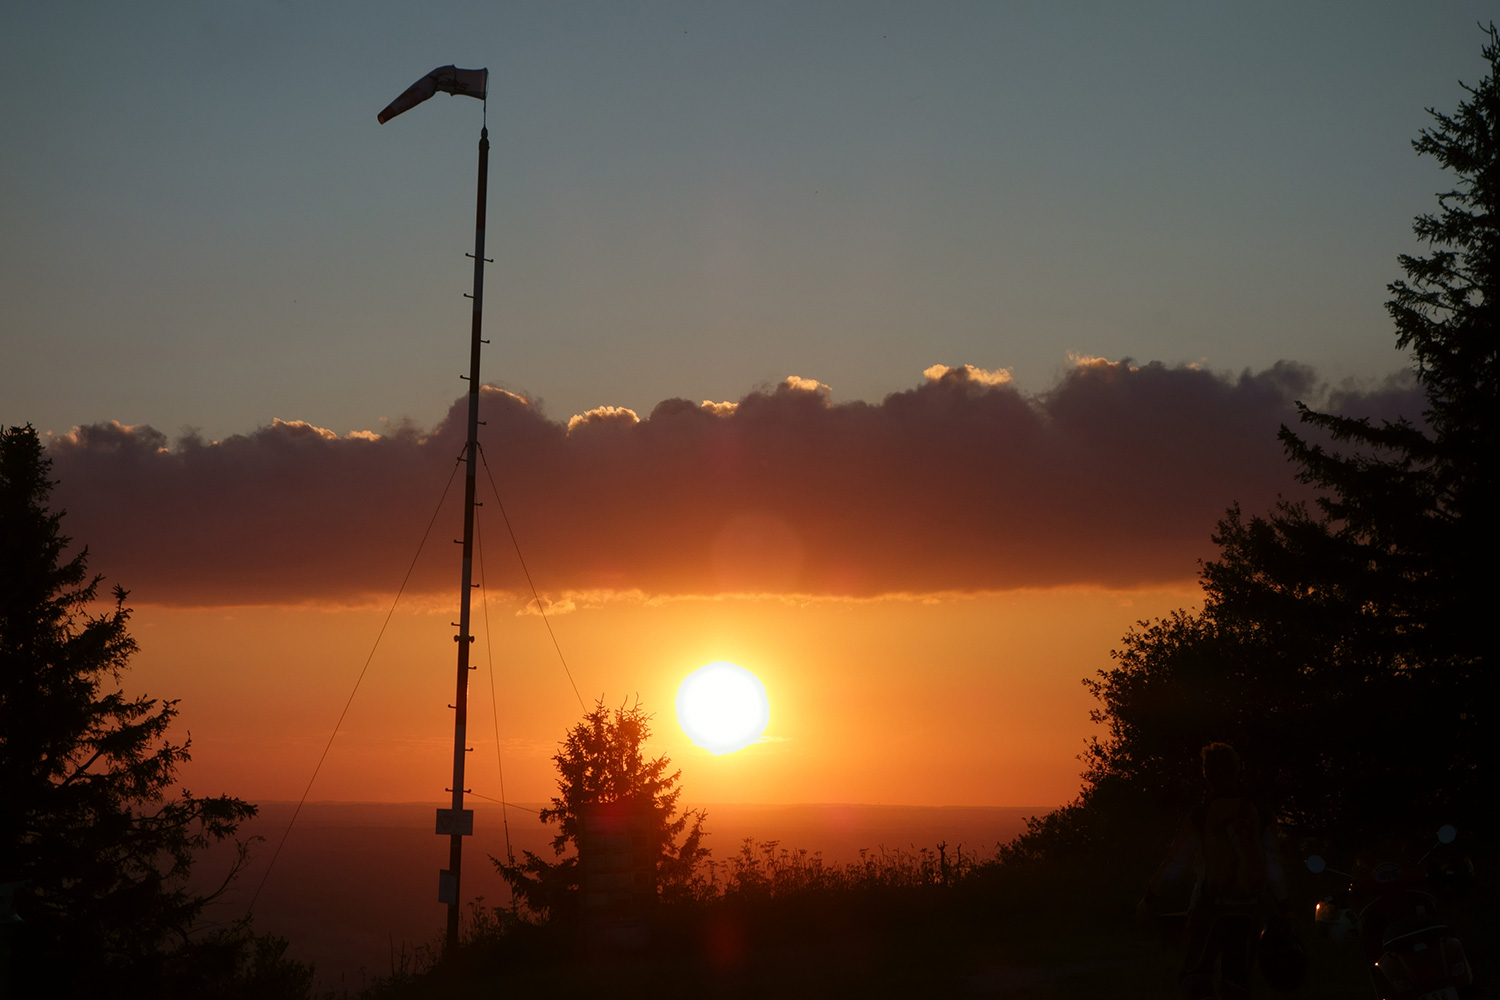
[1,3,1484,811]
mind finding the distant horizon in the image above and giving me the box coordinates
[263,799,1059,807]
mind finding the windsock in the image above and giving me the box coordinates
[377,66,488,124]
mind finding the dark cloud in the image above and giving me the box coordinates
[44,362,1426,606]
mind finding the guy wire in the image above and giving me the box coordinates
[466,791,537,815]
[477,442,586,710]
[247,456,464,914]
[473,508,514,863]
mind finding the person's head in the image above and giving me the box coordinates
[1200,742,1242,795]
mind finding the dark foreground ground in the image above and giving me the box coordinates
[359,882,1480,999]
[207,804,1494,998]
[206,802,1041,990]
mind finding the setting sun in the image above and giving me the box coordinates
[675,661,771,755]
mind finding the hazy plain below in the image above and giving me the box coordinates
[198,801,1047,991]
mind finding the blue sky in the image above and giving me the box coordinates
[2,1,1490,441]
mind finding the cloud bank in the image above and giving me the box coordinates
[44,362,1424,606]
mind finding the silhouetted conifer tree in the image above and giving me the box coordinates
[1082,27,1498,847]
[494,700,709,921]
[0,424,309,997]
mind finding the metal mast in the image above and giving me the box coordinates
[436,124,489,951]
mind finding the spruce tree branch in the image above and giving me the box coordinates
[54,746,106,789]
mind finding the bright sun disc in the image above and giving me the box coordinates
[676,661,770,755]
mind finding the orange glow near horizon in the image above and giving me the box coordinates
[127,585,1200,810]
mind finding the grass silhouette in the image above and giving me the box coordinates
[352,831,1393,999]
